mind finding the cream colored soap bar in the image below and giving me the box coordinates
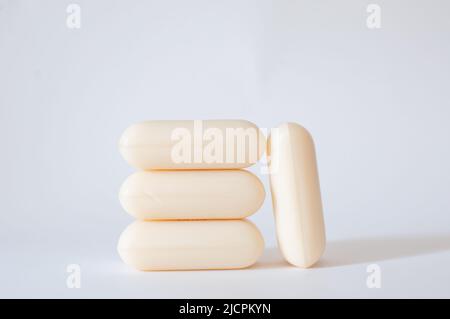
[268,122,326,268]
[119,170,265,220]
[118,220,264,271]
[119,120,265,170]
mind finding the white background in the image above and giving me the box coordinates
[1,0,449,298]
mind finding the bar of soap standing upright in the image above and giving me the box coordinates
[268,123,326,268]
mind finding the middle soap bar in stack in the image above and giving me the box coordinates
[118,120,266,271]
[120,170,265,220]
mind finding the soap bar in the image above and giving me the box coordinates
[119,170,265,220]
[119,120,265,170]
[268,122,326,268]
[117,220,264,271]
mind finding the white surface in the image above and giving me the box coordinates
[1,0,450,298]
[2,231,450,298]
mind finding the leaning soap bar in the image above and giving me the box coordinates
[117,220,264,271]
[119,170,265,220]
[119,120,265,170]
[268,122,326,268]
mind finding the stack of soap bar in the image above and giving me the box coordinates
[118,120,266,271]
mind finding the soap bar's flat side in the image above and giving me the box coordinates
[119,169,265,220]
[119,119,266,170]
[118,220,264,271]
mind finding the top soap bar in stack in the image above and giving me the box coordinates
[119,120,266,170]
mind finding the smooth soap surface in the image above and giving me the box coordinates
[119,120,265,169]
[120,170,265,220]
[117,220,264,271]
[268,122,326,268]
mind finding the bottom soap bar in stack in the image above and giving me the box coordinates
[118,220,264,271]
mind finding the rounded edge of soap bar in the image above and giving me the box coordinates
[118,169,266,220]
[268,122,326,268]
[118,119,266,170]
[117,220,265,271]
